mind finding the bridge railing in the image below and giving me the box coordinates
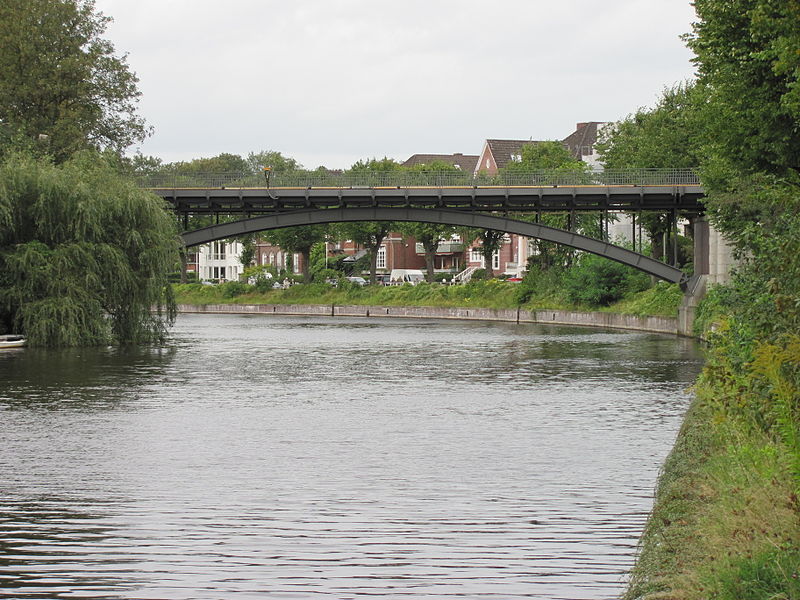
[138,168,700,189]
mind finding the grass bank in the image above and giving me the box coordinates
[172,279,683,318]
[625,322,800,599]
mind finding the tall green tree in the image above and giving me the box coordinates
[595,82,704,170]
[596,83,704,263]
[0,0,148,162]
[684,0,800,341]
[501,141,596,271]
[246,150,302,175]
[339,222,393,284]
[0,153,178,346]
[685,0,800,180]
[335,158,403,283]
[398,222,456,282]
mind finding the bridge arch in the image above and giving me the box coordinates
[181,207,688,285]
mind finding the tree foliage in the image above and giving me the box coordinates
[594,83,703,262]
[564,254,649,306]
[0,153,178,346]
[262,225,329,282]
[0,0,148,162]
[397,222,456,282]
[685,0,800,179]
[595,82,704,170]
[502,140,591,174]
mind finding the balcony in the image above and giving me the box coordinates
[415,241,465,254]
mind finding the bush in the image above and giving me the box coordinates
[220,281,250,298]
[470,268,488,281]
[166,271,198,283]
[564,254,649,306]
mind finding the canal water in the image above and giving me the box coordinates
[0,314,703,599]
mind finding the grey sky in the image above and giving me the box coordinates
[95,0,697,169]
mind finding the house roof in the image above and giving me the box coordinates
[402,152,479,172]
[562,122,606,159]
[484,139,540,170]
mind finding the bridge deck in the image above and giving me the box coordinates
[153,184,705,215]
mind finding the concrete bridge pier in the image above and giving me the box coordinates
[678,217,736,336]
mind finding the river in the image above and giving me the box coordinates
[0,314,703,599]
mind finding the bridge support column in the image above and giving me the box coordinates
[694,216,736,285]
[678,275,707,337]
[693,217,710,276]
[679,218,738,336]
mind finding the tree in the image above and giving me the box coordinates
[333,158,404,283]
[338,222,393,284]
[262,225,329,282]
[398,222,455,282]
[0,0,148,162]
[502,140,592,175]
[168,153,250,175]
[685,1,800,180]
[0,153,178,346]
[684,0,800,341]
[595,83,704,263]
[595,82,704,170]
[246,150,302,175]
[500,141,597,271]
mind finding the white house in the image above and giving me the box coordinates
[197,240,244,282]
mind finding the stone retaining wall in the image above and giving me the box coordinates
[178,304,680,335]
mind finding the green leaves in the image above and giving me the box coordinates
[686,0,800,179]
[0,0,148,162]
[0,153,178,346]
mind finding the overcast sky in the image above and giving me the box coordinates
[95,0,698,169]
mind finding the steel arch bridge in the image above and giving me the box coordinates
[179,207,690,286]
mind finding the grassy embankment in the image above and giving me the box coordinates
[172,278,684,318]
[625,294,800,599]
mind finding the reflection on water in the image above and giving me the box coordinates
[0,314,703,599]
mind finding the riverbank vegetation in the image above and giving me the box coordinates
[606,1,800,597]
[0,154,178,346]
[172,261,682,317]
[0,1,180,347]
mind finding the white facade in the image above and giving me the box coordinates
[197,240,244,282]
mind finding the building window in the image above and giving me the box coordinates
[470,247,483,265]
[212,241,226,260]
[376,246,386,269]
[492,251,500,271]
[581,145,592,156]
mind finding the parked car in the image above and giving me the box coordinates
[389,269,425,285]
[346,276,367,286]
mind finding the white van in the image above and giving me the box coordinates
[389,269,425,285]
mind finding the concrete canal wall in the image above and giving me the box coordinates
[177,304,680,335]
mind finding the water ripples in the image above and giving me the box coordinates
[0,315,703,598]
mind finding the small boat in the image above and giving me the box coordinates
[0,334,27,349]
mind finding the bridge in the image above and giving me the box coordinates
[144,169,706,287]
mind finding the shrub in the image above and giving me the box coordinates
[564,254,649,306]
[470,268,488,281]
[220,281,249,298]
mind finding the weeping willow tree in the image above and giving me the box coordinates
[0,153,179,346]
